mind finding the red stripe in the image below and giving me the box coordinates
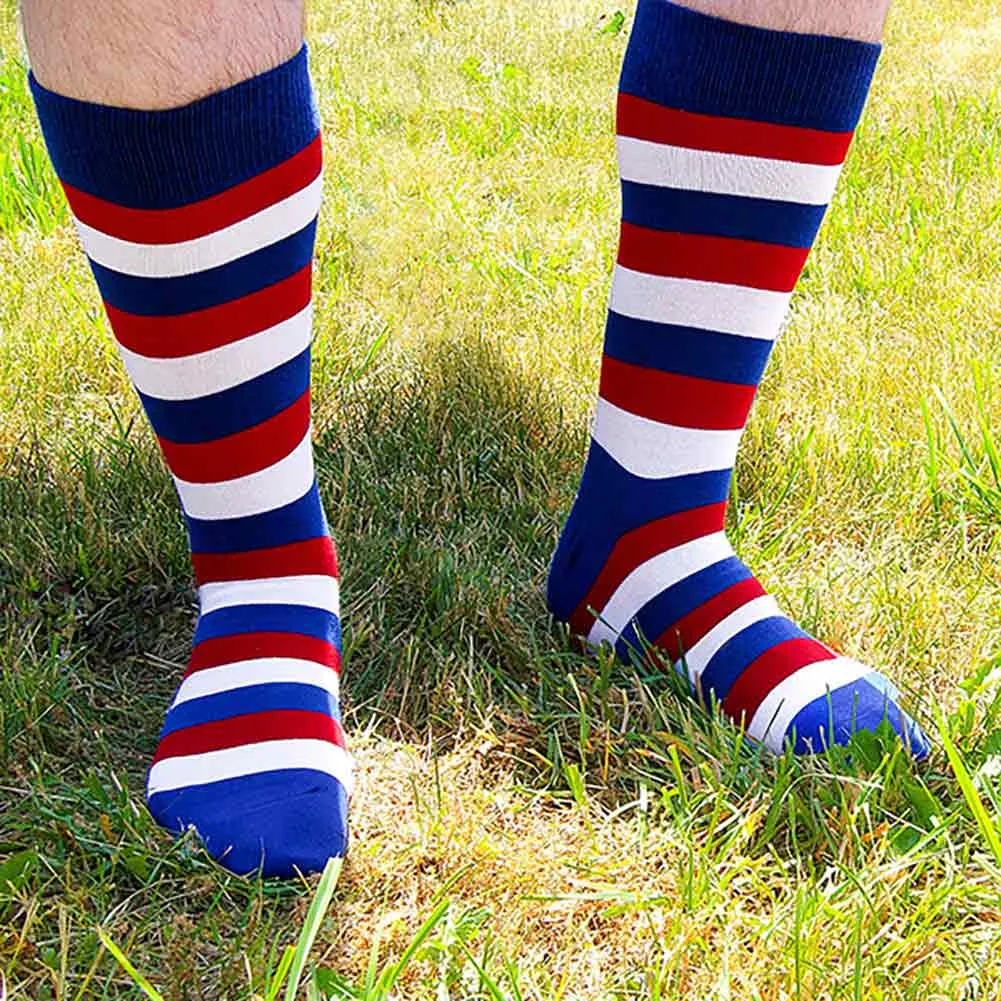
[599,355,756,430]
[105,264,311,358]
[63,135,322,243]
[722,637,837,724]
[568,503,726,637]
[187,632,340,676]
[160,391,311,482]
[192,537,338,586]
[652,576,767,663]
[616,93,853,166]
[153,709,345,763]
[618,223,809,292]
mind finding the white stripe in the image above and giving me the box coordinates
[118,303,312,400]
[147,739,354,796]
[610,265,791,339]
[199,575,339,616]
[593,398,741,480]
[175,431,313,520]
[675,594,782,683]
[617,136,842,205]
[171,658,340,707]
[74,174,323,277]
[748,656,868,753]
[587,531,732,648]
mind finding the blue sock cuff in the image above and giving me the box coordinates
[29,45,319,208]
[619,0,881,132]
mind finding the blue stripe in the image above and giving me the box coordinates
[148,769,348,877]
[698,615,806,706]
[194,604,340,646]
[89,221,315,315]
[141,350,310,444]
[161,683,339,737]
[787,679,929,757]
[578,446,731,535]
[546,446,731,621]
[603,311,773,386]
[186,485,327,554]
[615,557,751,660]
[620,0,879,132]
[622,182,825,249]
[31,46,318,208]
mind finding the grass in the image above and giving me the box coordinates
[2,0,1001,996]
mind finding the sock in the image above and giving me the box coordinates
[548,0,929,758]
[31,49,352,876]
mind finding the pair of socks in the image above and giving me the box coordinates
[30,0,927,877]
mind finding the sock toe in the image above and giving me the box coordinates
[148,768,349,877]
[787,676,930,760]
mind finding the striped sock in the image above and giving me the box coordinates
[31,49,352,875]
[548,1,930,758]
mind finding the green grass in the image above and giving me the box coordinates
[2,0,1001,996]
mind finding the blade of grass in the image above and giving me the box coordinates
[284,856,344,1001]
[380,898,451,993]
[95,929,165,1001]
[265,946,296,1001]
[936,710,1001,865]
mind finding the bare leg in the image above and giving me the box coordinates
[21,0,303,108]
[675,0,891,42]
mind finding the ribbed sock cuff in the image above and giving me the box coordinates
[29,45,319,208]
[619,0,881,132]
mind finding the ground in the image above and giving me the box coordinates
[2,0,1001,997]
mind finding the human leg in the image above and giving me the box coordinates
[23,0,303,107]
[25,0,350,875]
[674,0,890,42]
[548,0,929,757]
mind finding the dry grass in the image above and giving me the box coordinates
[2,0,1001,997]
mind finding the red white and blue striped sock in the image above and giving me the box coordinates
[548,0,930,758]
[31,49,352,875]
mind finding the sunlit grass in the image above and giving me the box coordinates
[2,0,1001,997]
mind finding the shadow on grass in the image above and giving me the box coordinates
[1,334,937,877]
[1,334,584,774]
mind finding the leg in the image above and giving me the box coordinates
[24,0,351,875]
[548,0,930,757]
[675,0,890,42]
[22,0,303,107]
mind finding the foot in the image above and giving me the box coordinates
[147,535,352,876]
[548,447,930,759]
[544,0,929,762]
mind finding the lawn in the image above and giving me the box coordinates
[2,0,1001,996]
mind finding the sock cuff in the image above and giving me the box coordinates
[29,45,319,209]
[619,0,881,132]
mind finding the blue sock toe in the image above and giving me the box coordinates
[148,768,349,877]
